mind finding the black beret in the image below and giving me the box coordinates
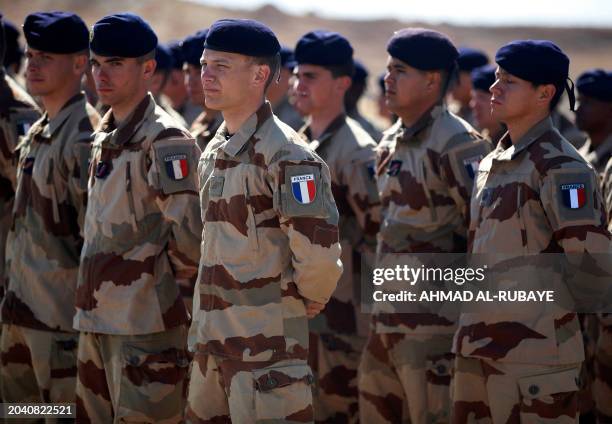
[295,30,353,67]
[457,47,489,72]
[1,18,24,67]
[154,44,173,71]
[471,64,496,92]
[90,13,157,58]
[495,40,569,85]
[387,28,458,71]
[353,59,368,83]
[205,19,280,57]
[181,30,207,67]
[577,69,612,102]
[23,11,89,54]
[280,46,296,69]
[166,41,184,70]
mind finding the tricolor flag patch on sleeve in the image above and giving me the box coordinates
[291,174,316,204]
[560,183,586,209]
[164,154,188,181]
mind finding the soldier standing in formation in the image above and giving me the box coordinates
[1,11,98,408]
[469,64,505,145]
[449,47,489,126]
[292,30,380,422]
[185,18,342,422]
[73,13,201,422]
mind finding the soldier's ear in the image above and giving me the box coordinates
[335,75,352,92]
[537,84,555,106]
[73,52,89,76]
[253,63,270,88]
[142,58,156,81]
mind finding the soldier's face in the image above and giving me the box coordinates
[384,57,433,114]
[25,47,81,96]
[490,67,539,124]
[184,63,204,105]
[450,71,473,105]
[293,64,342,115]
[575,94,611,133]
[200,49,263,111]
[90,54,153,107]
[470,89,496,130]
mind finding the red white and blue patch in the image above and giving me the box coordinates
[560,183,586,209]
[463,155,482,179]
[291,174,316,204]
[164,154,188,181]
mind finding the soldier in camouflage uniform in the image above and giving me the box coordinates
[73,14,201,423]
[185,19,342,423]
[163,41,202,127]
[151,43,189,129]
[452,40,611,424]
[182,30,224,154]
[292,30,380,423]
[0,13,40,305]
[358,29,491,424]
[345,59,383,141]
[269,46,304,131]
[0,12,97,409]
[449,48,489,127]
[470,64,505,145]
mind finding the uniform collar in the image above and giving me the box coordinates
[299,112,346,151]
[30,92,86,143]
[494,116,554,161]
[396,102,445,143]
[97,93,155,146]
[219,101,273,157]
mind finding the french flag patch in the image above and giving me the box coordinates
[463,155,482,179]
[291,174,316,204]
[164,154,188,180]
[560,183,586,209]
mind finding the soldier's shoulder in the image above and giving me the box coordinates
[146,104,193,143]
[5,75,40,112]
[343,117,378,149]
[530,129,594,175]
[432,107,481,151]
[378,119,402,149]
[259,116,322,167]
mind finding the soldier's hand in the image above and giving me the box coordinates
[305,300,325,318]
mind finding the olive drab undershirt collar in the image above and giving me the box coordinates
[96,93,155,147]
[493,116,554,162]
[300,112,346,151]
[218,101,273,158]
[30,92,86,144]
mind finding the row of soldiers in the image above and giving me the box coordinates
[0,8,611,424]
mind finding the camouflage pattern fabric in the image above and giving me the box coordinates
[452,355,581,423]
[190,109,223,156]
[552,110,587,150]
[299,114,379,422]
[604,157,612,229]
[0,324,78,412]
[348,109,383,142]
[159,95,189,129]
[75,326,189,423]
[188,101,342,420]
[0,71,40,301]
[73,93,202,335]
[578,134,612,175]
[186,353,314,423]
[274,95,305,131]
[359,332,454,424]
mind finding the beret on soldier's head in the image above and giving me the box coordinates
[166,41,184,70]
[295,30,353,67]
[279,46,296,69]
[1,17,24,66]
[576,69,612,102]
[182,30,208,67]
[457,47,489,72]
[90,13,157,58]
[495,40,569,85]
[154,44,173,72]
[23,11,89,54]
[387,28,458,71]
[204,19,280,57]
[352,60,368,83]
[471,64,497,92]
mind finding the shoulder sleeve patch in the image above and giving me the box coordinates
[546,168,600,228]
[153,137,199,194]
[447,139,492,189]
[280,163,327,217]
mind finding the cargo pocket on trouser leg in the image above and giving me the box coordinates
[517,366,580,424]
[426,353,454,424]
[254,363,315,423]
[118,340,190,423]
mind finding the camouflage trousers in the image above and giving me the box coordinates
[75,325,189,423]
[185,352,315,423]
[309,332,365,423]
[358,332,454,424]
[593,323,612,422]
[452,355,581,423]
[0,324,78,412]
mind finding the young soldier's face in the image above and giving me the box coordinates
[450,71,473,105]
[90,53,153,107]
[470,88,496,130]
[293,64,339,115]
[490,67,539,124]
[184,63,204,105]
[200,49,263,111]
[575,93,611,133]
[25,47,82,96]
[384,56,434,115]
